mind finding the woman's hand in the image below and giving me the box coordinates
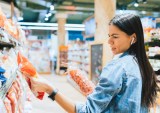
[30,77,54,95]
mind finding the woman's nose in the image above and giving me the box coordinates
[108,37,112,45]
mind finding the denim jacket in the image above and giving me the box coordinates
[76,52,148,113]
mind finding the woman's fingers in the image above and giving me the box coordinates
[30,77,53,94]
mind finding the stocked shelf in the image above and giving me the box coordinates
[0,41,15,49]
[68,42,90,79]
[0,69,17,100]
[145,40,160,47]
[0,8,32,113]
[148,54,160,60]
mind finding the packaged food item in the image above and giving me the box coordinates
[4,97,12,113]
[4,19,19,39]
[68,69,95,96]
[0,7,6,27]
[7,87,18,113]
[0,67,7,86]
[17,52,44,100]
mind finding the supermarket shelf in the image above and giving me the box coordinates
[0,69,17,100]
[145,41,160,47]
[0,41,15,49]
[68,59,89,65]
[0,28,22,47]
[148,54,160,60]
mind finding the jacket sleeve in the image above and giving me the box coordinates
[76,63,125,113]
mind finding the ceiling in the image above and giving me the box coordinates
[2,0,160,24]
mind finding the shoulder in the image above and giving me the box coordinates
[105,54,140,76]
[114,54,141,79]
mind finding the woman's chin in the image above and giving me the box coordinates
[112,51,116,55]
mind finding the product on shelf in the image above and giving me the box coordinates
[59,45,68,68]
[67,41,90,80]
[4,97,12,113]
[17,52,37,77]
[17,52,44,100]
[0,67,7,87]
[0,7,33,113]
[7,85,18,113]
[0,7,6,28]
[3,19,20,40]
[68,69,95,96]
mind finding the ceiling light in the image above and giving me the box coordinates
[17,22,58,26]
[65,24,85,28]
[48,13,52,17]
[20,26,58,30]
[17,22,85,28]
[18,17,23,21]
[134,3,139,7]
[141,11,146,14]
[19,26,85,31]
[65,27,85,31]
[45,18,48,21]
[50,5,54,10]
[45,14,49,17]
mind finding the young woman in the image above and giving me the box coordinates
[31,13,159,113]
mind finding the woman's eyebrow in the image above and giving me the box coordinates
[111,34,119,36]
[108,33,119,36]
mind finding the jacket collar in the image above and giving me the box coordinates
[113,51,129,60]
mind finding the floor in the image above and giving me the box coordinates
[31,74,86,113]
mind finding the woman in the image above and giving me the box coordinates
[31,13,159,113]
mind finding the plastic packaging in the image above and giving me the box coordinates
[17,52,44,100]
[68,68,95,96]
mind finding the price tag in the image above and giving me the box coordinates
[0,98,6,113]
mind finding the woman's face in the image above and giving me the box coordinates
[108,24,132,55]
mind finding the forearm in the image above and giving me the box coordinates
[55,92,76,113]
[46,86,76,113]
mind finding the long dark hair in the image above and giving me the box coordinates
[109,13,159,107]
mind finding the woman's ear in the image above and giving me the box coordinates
[131,33,137,43]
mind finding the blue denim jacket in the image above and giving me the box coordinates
[76,52,148,113]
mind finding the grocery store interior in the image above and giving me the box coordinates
[0,0,160,113]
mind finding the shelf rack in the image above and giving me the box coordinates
[0,69,17,100]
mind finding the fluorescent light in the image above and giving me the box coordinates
[141,11,146,14]
[65,27,85,31]
[17,22,85,28]
[48,13,52,17]
[18,22,85,31]
[18,17,23,21]
[50,5,54,10]
[45,14,49,17]
[17,22,58,27]
[45,18,49,21]
[20,26,58,30]
[134,3,139,7]
[20,26,85,31]
[65,24,85,27]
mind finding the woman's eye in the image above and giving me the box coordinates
[112,36,118,38]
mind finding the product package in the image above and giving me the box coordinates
[0,7,6,27]
[68,69,95,96]
[0,67,7,87]
[17,52,44,100]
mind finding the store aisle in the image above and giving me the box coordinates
[31,74,86,113]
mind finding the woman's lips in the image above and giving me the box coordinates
[111,48,116,51]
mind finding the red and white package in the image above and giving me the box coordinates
[17,52,44,100]
[7,87,18,113]
[0,7,6,27]
[68,69,95,96]
[4,97,12,113]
